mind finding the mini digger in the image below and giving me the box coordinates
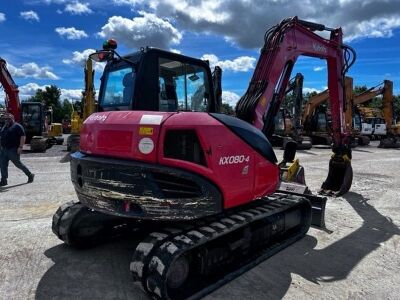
[53,17,356,299]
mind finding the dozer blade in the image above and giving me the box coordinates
[319,155,353,197]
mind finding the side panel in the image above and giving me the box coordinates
[158,113,279,209]
[80,111,174,163]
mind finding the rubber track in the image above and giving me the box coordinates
[52,201,134,248]
[52,201,80,244]
[130,193,311,299]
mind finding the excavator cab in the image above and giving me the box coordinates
[90,41,217,114]
[21,102,45,143]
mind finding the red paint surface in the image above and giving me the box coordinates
[80,111,279,209]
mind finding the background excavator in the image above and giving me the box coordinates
[302,89,332,145]
[271,73,312,149]
[0,57,62,151]
[66,58,97,152]
[302,77,373,147]
[353,80,390,140]
[52,17,355,299]
[352,80,399,148]
[343,76,370,146]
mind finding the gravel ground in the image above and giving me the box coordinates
[0,139,399,300]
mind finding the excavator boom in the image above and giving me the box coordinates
[237,17,355,195]
[0,57,21,122]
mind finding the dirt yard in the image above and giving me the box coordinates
[0,140,399,299]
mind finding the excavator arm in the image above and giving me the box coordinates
[237,17,356,195]
[0,57,21,122]
[285,73,304,143]
[83,58,96,120]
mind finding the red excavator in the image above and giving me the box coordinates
[52,17,355,299]
[0,57,61,151]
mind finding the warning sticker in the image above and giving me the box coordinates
[140,114,163,125]
[139,127,154,135]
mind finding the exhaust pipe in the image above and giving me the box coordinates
[319,147,353,197]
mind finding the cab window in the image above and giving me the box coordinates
[102,67,135,107]
[158,58,209,112]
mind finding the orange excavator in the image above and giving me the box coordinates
[302,89,331,145]
[271,73,312,149]
[302,77,373,147]
[52,17,355,299]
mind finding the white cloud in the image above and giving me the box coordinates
[313,66,325,72]
[170,48,181,54]
[112,0,142,5]
[55,27,88,40]
[16,83,82,101]
[201,54,256,72]
[303,87,321,94]
[62,49,105,71]
[118,0,400,48]
[35,0,68,4]
[345,17,400,41]
[64,1,92,15]
[0,12,6,22]
[98,12,182,50]
[20,11,40,22]
[60,88,83,101]
[8,63,59,80]
[18,83,48,99]
[222,91,241,106]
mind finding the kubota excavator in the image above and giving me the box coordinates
[52,17,355,299]
[0,57,59,151]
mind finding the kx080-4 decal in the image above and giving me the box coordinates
[219,155,250,165]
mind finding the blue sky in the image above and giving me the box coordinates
[1,0,400,107]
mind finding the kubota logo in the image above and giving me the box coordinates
[312,42,327,54]
[87,114,108,122]
[219,155,250,165]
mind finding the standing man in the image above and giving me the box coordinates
[0,113,34,186]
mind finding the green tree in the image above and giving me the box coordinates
[28,85,65,122]
[221,103,234,115]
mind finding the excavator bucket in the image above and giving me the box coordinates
[320,154,353,197]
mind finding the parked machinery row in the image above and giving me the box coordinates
[0,57,63,151]
[278,76,399,148]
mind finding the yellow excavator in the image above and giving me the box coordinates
[66,58,96,152]
[351,79,399,147]
[378,80,400,148]
[302,89,331,145]
[343,77,370,146]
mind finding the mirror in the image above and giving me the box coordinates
[89,50,114,62]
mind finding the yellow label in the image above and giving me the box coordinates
[139,127,154,135]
